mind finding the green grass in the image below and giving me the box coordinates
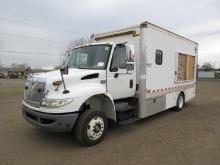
[17,76,27,79]
[0,87,24,94]
[215,73,220,79]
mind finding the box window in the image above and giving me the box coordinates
[177,53,195,81]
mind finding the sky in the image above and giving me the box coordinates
[0,0,219,68]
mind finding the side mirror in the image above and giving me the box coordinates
[126,45,135,71]
[60,65,69,75]
[126,45,135,62]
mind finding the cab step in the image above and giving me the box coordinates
[115,102,137,112]
[118,117,139,125]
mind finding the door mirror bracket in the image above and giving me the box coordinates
[126,62,134,72]
[114,73,119,78]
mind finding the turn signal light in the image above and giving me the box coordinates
[53,81,62,86]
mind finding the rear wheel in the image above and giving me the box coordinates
[175,93,185,111]
[74,110,108,146]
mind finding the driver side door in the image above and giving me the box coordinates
[107,45,136,99]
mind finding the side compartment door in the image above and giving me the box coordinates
[107,45,136,99]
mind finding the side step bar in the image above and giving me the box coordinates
[118,117,139,125]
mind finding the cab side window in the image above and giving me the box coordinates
[110,46,126,72]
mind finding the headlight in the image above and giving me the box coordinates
[42,99,73,108]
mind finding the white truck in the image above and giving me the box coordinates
[22,21,198,146]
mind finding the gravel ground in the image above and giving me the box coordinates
[0,79,219,165]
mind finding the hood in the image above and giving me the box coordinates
[32,68,103,82]
[28,68,106,99]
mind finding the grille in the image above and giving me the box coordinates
[25,111,37,121]
[25,111,55,124]
[24,81,45,107]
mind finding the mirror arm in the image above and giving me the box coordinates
[60,72,69,94]
[60,66,70,94]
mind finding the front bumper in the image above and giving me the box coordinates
[22,105,78,132]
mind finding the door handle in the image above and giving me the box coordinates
[130,79,133,88]
[114,73,119,78]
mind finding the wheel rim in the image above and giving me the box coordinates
[178,96,184,108]
[87,117,104,140]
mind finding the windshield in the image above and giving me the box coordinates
[67,44,112,70]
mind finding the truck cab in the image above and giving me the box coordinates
[22,43,137,146]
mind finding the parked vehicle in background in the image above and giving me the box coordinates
[22,21,198,146]
[0,72,5,78]
[198,71,215,79]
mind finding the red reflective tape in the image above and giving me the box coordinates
[146,89,151,93]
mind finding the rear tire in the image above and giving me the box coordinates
[74,110,108,146]
[175,93,185,111]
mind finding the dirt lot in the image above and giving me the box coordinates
[0,79,219,165]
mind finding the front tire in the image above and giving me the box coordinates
[175,93,185,111]
[74,110,108,146]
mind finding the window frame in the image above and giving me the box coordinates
[110,46,127,72]
[67,44,112,70]
[176,53,196,82]
[155,50,163,65]
[110,47,119,72]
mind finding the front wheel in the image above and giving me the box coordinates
[74,110,108,146]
